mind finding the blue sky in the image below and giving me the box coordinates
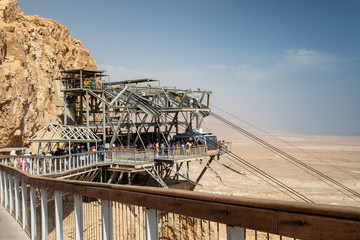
[18,0,360,136]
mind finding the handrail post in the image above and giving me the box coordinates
[14,176,20,221]
[0,170,3,205]
[30,185,37,240]
[43,158,46,175]
[22,181,28,231]
[74,194,83,240]
[9,173,13,214]
[37,159,40,176]
[4,172,8,209]
[102,200,113,240]
[145,208,158,240]
[55,190,63,240]
[22,159,25,171]
[41,187,48,239]
[49,158,52,174]
[226,225,245,240]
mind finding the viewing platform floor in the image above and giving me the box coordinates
[0,206,30,240]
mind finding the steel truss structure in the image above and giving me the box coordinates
[60,69,212,148]
[36,68,218,188]
[30,122,101,152]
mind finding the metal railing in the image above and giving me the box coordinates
[0,151,108,176]
[1,164,359,240]
[154,145,208,161]
[218,142,232,154]
[0,146,208,176]
[61,78,103,90]
[110,148,155,165]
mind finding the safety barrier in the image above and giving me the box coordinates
[154,145,208,161]
[219,142,232,153]
[0,151,109,176]
[0,146,207,176]
[1,163,359,240]
[110,149,155,165]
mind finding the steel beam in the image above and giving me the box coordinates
[145,208,158,240]
[226,225,245,240]
[55,190,63,240]
[30,185,37,240]
[74,194,83,240]
[4,172,8,209]
[9,173,13,215]
[22,181,27,231]
[102,200,113,240]
[14,177,19,221]
[0,170,3,205]
[86,91,90,150]
[41,187,48,240]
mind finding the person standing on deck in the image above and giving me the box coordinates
[160,141,165,156]
[155,141,160,156]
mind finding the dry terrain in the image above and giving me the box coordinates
[190,116,360,208]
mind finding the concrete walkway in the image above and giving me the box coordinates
[0,205,30,239]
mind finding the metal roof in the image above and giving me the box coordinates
[105,78,158,85]
[30,123,101,143]
[61,69,106,75]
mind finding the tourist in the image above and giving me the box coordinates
[45,152,52,173]
[160,141,165,156]
[171,142,175,155]
[155,141,159,156]
[36,150,44,172]
[24,150,31,173]
[98,145,105,161]
[9,150,17,167]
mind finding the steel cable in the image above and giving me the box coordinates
[210,112,360,203]
[211,104,360,181]
[165,114,314,203]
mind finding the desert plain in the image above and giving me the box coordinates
[190,116,360,208]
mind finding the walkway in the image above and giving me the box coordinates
[0,206,29,240]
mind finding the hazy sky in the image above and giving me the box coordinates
[17,0,360,136]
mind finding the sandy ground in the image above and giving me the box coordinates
[189,116,360,208]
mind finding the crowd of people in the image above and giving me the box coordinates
[5,144,104,172]
[4,138,211,171]
[145,138,203,156]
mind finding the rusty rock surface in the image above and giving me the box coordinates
[0,0,98,148]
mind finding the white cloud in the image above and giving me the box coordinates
[100,48,342,88]
[206,64,228,70]
[279,48,339,70]
[230,48,341,84]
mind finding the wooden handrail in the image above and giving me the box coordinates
[1,163,359,239]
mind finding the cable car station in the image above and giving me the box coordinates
[29,69,220,188]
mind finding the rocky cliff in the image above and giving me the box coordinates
[0,0,98,148]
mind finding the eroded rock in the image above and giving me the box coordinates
[0,0,97,147]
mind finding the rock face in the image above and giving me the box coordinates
[0,0,98,148]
